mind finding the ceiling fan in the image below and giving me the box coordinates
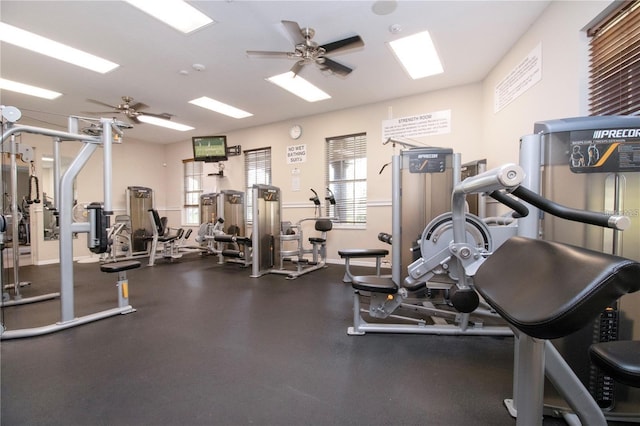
[84,96,172,124]
[246,20,364,77]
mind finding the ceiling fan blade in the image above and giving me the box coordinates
[246,50,292,58]
[129,102,149,111]
[140,111,173,120]
[281,20,305,45]
[290,61,305,77]
[86,99,118,109]
[318,57,353,76]
[127,114,141,125]
[81,110,119,115]
[321,35,364,55]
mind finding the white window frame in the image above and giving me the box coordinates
[183,159,203,225]
[244,147,272,223]
[325,133,367,228]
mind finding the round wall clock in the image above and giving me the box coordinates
[289,124,302,140]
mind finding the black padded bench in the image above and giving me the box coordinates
[100,260,141,309]
[351,275,397,294]
[473,237,640,340]
[472,236,640,424]
[100,259,142,274]
[338,248,388,283]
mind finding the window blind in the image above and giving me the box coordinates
[325,133,367,225]
[589,1,640,116]
[244,147,272,223]
[183,159,203,225]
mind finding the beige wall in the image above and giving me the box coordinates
[481,0,611,168]
[163,82,485,263]
[24,1,613,265]
[162,0,612,265]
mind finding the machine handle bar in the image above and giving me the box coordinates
[489,190,529,218]
[309,188,320,206]
[378,232,392,245]
[512,186,630,231]
[454,164,524,196]
[452,164,525,245]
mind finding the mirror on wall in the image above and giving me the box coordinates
[41,155,75,240]
[1,160,31,246]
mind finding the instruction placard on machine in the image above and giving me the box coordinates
[569,128,640,173]
[406,148,451,173]
[259,187,279,202]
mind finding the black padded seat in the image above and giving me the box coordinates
[214,235,252,245]
[153,234,179,243]
[148,209,179,242]
[309,219,332,244]
[590,341,640,388]
[473,236,640,340]
[100,260,142,273]
[338,249,389,258]
[351,275,397,294]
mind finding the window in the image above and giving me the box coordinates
[183,159,203,225]
[244,147,272,223]
[325,133,367,226]
[588,1,640,116]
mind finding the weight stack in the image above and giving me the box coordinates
[589,306,619,410]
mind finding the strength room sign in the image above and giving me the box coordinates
[382,110,451,141]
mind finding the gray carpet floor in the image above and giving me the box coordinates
[1,254,577,425]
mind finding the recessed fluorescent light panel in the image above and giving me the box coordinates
[0,22,119,74]
[188,97,253,119]
[266,72,331,102]
[137,115,194,131]
[389,30,444,80]
[124,0,214,34]
[0,78,62,100]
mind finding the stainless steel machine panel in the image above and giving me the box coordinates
[398,148,455,280]
[536,116,640,411]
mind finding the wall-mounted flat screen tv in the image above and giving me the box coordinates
[192,135,228,162]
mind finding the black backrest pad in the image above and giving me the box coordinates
[474,236,640,340]
[149,209,163,234]
[315,219,333,232]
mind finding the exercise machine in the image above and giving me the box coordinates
[127,186,154,256]
[341,147,516,335]
[146,208,184,266]
[202,190,253,266]
[444,162,638,425]
[508,116,640,423]
[1,110,59,308]
[277,188,335,278]
[1,107,139,339]
[401,116,640,423]
[102,186,153,262]
[251,185,336,279]
[105,186,188,265]
[250,184,282,278]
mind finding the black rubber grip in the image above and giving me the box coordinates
[513,186,618,229]
[489,190,529,218]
